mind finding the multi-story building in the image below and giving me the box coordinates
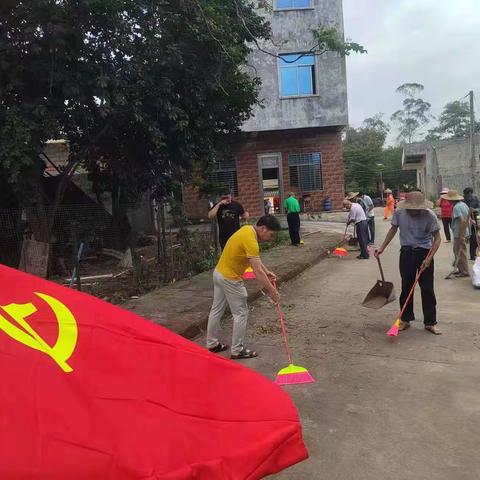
[185,0,348,218]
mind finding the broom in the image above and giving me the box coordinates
[273,281,315,385]
[333,224,350,257]
[387,246,434,337]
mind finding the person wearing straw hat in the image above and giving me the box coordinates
[384,188,395,221]
[375,191,442,334]
[439,187,453,242]
[343,192,370,260]
[442,189,471,277]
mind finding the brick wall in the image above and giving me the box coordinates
[183,127,345,220]
[182,185,210,220]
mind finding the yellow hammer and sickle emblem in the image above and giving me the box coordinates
[0,293,78,373]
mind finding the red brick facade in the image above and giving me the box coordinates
[184,127,345,220]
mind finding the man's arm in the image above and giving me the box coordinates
[375,225,398,256]
[422,230,441,269]
[249,257,279,303]
[259,259,276,280]
[458,216,468,240]
[207,200,226,220]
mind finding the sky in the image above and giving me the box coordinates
[343,0,480,142]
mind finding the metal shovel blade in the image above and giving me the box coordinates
[362,280,396,309]
[362,256,396,310]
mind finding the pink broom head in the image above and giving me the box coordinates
[387,319,401,337]
[242,267,256,280]
[333,247,348,257]
[275,364,315,385]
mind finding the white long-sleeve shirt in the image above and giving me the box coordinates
[348,202,367,224]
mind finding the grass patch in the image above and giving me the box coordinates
[259,230,290,252]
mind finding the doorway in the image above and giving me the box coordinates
[258,154,284,215]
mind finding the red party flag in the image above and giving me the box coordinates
[0,264,308,479]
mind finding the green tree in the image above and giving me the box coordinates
[391,83,432,143]
[343,116,388,193]
[344,115,416,195]
[426,100,480,140]
[0,0,270,243]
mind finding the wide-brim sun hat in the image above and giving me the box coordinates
[441,189,464,201]
[385,188,392,194]
[397,191,433,210]
[345,192,360,201]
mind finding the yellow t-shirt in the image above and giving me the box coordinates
[216,225,260,281]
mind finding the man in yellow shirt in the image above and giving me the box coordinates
[207,215,281,359]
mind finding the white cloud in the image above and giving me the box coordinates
[343,0,480,142]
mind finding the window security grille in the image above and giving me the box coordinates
[288,153,322,191]
[215,160,238,196]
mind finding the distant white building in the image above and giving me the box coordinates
[402,135,480,199]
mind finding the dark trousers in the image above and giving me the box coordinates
[356,220,369,258]
[470,221,478,260]
[442,218,451,241]
[399,247,436,326]
[367,217,375,244]
[287,212,301,245]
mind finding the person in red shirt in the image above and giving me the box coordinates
[439,187,453,242]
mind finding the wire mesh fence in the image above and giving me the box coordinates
[0,201,219,304]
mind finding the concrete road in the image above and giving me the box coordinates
[195,212,480,479]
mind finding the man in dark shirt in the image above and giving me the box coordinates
[208,191,249,250]
[464,187,479,260]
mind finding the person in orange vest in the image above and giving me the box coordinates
[384,188,395,220]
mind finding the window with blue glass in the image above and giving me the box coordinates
[278,53,316,97]
[276,0,312,9]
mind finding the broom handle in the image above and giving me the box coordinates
[376,256,386,282]
[272,280,293,365]
[397,245,434,320]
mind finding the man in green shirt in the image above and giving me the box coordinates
[284,192,302,246]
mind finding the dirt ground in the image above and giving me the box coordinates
[195,212,480,479]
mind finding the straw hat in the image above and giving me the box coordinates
[385,188,392,194]
[440,187,449,194]
[397,191,433,210]
[441,189,464,201]
[345,192,359,201]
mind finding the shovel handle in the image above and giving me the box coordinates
[376,256,386,283]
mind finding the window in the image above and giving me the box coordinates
[278,53,316,97]
[276,0,312,9]
[215,160,238,196]
[288,153,322,191]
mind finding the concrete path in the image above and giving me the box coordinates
[123,229,342,339]
[194,213,480,479]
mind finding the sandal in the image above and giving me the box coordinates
[209,343,228,354]
[231,348,258,360]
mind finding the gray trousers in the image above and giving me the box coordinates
[454,238,469,275]
[207,270,248,355]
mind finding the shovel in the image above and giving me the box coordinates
[362,256,396,309]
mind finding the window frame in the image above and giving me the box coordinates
[215,159,239,196]
[288,153,323,192]
[274,0,314,11]
[278,52,318,99]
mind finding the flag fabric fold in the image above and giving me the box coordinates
[0,265,308,479]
